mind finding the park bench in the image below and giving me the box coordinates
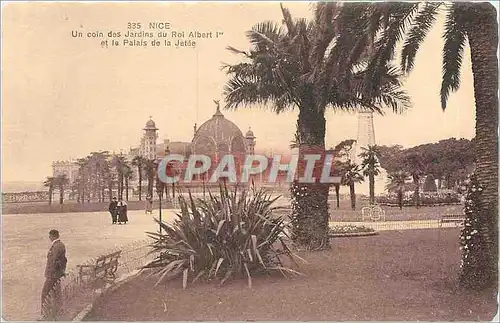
[439,214,465,228]
[361,205,386,222]
[76,250,122,283]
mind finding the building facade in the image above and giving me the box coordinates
[140,117,159,160]
[52,160,79,183]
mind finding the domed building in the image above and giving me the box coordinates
[191,102,248,164]
[130,101,257,183]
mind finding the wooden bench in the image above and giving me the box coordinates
[77,250,122,283]
[439,214,465,228]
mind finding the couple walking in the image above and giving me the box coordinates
[108,197,128,224]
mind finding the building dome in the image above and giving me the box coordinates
[191,102,246,158]
[144,117,158,130]
[245,127,255,138]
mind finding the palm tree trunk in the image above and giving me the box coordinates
[397,190,403,210]
[108,180,113,201]
[125,178,129,201]
[334,184,340,209]
[369,173,375,204]
[48,187,53,206]
[349,183,356,210]
[59,187,64,205]
[462,2,498,291]
[81,181,85,205]
[138,167,142,201]
[292,106,330,251]
[412,174,420,208]
[120,175,124,200]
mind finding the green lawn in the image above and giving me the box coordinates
[87,228,496,321]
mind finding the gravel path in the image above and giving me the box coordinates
[1,209,176,321]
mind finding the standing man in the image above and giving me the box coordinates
[108,197,118,224]
[41,229,67,319]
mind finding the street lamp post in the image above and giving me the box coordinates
[158,189,162,234]
[158,146,170,234]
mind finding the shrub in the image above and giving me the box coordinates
[423,175,437,192]
[330,225,375,234]
[376,191,460,206]
[143,184,303,289]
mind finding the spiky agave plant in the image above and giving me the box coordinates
[143,183,305,289]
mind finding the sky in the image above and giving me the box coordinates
[1,2,477,182]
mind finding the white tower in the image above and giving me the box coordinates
[140,116,158,160]
[351,111,376,164]
[351,111,388,195]
[245,127,256,155]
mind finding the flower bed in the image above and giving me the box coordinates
[329,225,378,237]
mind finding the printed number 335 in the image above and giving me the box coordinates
[128,22,142,29]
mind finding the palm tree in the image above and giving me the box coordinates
[132,156,146,201]
[401,151,425,208]
[101,161,115,202]
[155,162,166,200]
[76,157,90,203]
[112,154,128,200]
[328,2,497,289]
[223,3,410,250]
[124,165,133,201]
[144,159,157,198]
[342,162,364,210]
[386,171,410,210]
[43,176,56,206]
[88,151,111,202]
[54,174,69,205]
[359,145,381,205]
[331,160,345,209]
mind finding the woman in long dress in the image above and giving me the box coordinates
[117,199,128,224]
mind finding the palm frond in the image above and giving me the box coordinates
[226,46,251,58]
[246,21,286,52]
[309,1,339,78]
[401,2,441,72]
[440,3,467,110]
[365,3,420,90]
[280,3,296,36]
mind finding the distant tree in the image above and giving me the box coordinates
[331,139,356,161]
[341,162,364,210]
[54,174,69,205]
[386,171,411,210]
[360,145,381,204]
[401,149,426,208]
[43,177,56,206]
[423,174,438,192]
[124,165,133,201]
[112,154,129,200]
[330,139,357,208]
[132,156,146,201]
[376,145,405,173]
[144,159,157,198]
